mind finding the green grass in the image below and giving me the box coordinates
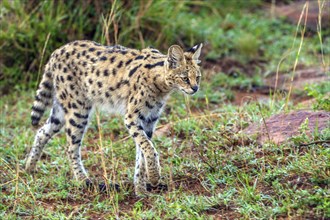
[1,75,329,219]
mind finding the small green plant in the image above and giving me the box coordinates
[304,82,330,111]
[291,118,311,145]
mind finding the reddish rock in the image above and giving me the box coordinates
[243,110,329,145]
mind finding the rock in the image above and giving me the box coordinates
[243,110,329,145]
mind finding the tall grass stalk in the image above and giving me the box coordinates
[36,32,51,88]
[101,0,120,45]
[135,0,153,48]
[284,2,309,111]
[317,0,326,69]
[95,0,121,192]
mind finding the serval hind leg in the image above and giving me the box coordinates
[25,101,65,172]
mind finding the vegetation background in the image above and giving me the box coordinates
[1,0,329,219]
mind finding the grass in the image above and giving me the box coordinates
[1,0,330,219]
[1,74,329,219]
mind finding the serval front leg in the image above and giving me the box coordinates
[125,112,161,195]
[134,143,147,194]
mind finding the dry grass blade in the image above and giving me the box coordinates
[285,2,309,111]
[102,0,120,46]
[317,0,327,69]
[36,32,51,88]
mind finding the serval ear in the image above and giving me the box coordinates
[187,43,203,64]
[167,45,185,69]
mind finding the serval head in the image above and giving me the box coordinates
[165,43,203,95]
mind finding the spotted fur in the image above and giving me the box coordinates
[26,40,203,195]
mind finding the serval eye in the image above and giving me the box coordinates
[182,77,190,84]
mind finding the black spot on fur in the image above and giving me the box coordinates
[35,95,42,101]
[42,81,52,89]
[145,101,154,109]
[32,106,44,114]
[125,59,133,65]
[117,61,123,68]
[115,79,129,89]
[39,90,52,99]
[77,100,84,106]
[144,61,164,69]
[135,55,144,60]
[51,117,61,125]
[74,112,89,119]
[132,132,139,138]
[138,113,145,121]
[69,119,84,129]
[151,49,161,53]
[129,64,142,77]
[110,56,116,63]
[146,131,153,139]
[31,115,40,126]
[144,54,151,60]
[72,139,81,145]
[72,103,78,109]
